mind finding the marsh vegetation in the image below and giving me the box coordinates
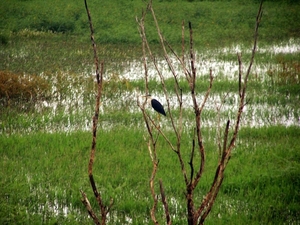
[0,0,299,224]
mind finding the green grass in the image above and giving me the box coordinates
[1,0,300,46]
[223,126,300,223]
[0,126,299,224]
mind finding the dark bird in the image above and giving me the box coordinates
[144,95,166,116]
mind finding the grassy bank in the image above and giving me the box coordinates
[0,126,299,224]
[1,0,300,46]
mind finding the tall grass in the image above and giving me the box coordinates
[0,126,299,224]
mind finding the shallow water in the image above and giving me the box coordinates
[1,39,299,135]
[121,38,300,81]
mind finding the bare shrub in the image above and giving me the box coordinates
[137,1,263,224]
[81,0,263,224]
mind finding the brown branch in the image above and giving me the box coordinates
[177,148,189,186]
[182,20,185,66]
[147,113,177,152]
[185,24,215,192]
[199,68,214,113]
[228,0,263,151]
[137,3,183,155]
[165,39,192,80]
[198,175,224,225]
[82,1,112,224]
[222,120,230,157]
[193,68,214,188]
[151,13,190,187]
[138,12,187,195]
[216,92,229,156]
[196,158,225,221]
[143,13,187,197]
[189,21,195,82]
[136,9,149,96]
[80,190,101,225]
[150,160,159,225]
[196,2,263,223]
[196,120,230,221]
[142,103,190,186]
[245,1,263,85]
[137,9,161,224]
[189,128,196,184]
[159,179,171,225]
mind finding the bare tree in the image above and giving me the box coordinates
[81,0,262,223]
[137,1,263,224]
[80,1,113,224]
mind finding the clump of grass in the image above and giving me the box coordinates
[268,55,300,85]
[0,70,50,108]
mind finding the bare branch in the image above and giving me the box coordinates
[189,21,196,82]
[216,92,229,156]
[245,1,263,85]
[199,68,214,114]
[80,190,101,225]
[196,2,263,223]
[83,1,112,224]
[188,128,196,183]
[147,113,177,152]
[159,179,171,225]
[193,69,214,188]
[150,160,159,225]
[222,120,230,155]
[147,3,181,143]
[228,0,263,151]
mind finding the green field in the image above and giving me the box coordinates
[1,0,300,46]
[1,0,300,224]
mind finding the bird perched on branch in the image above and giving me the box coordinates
[144,95,166,116]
